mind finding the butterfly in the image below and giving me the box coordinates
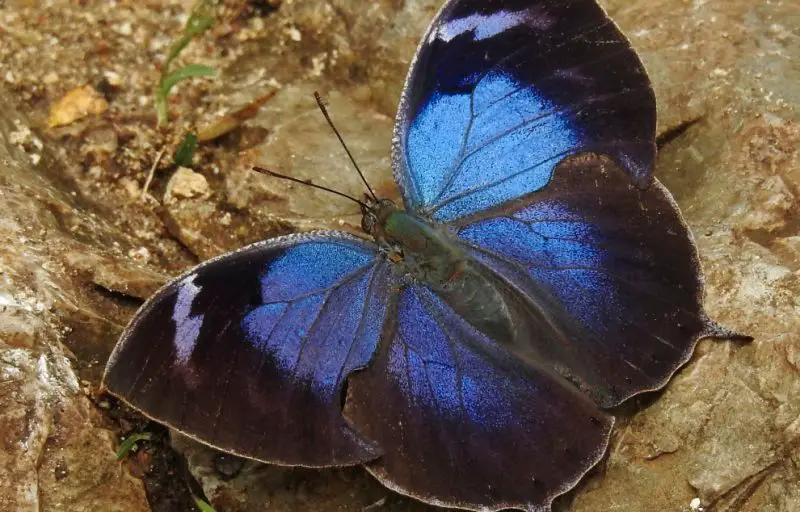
[103,0,743,510]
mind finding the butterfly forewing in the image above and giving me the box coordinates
[393,0,656,223]
[103,232,392,467]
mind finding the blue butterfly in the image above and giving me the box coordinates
[104,0,739,510]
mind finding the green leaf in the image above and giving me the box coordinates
[159,64,216,100]
[156,0,217,127]
[165,13,214,66]
[186,12,215,39]
[165,34,193,68]
[156,64,216,126]
[193,496,216,512]
[165,0,215,66]
[116,432,153,460]
[174,131,199,167]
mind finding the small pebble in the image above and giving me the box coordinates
[164,167,211,204]
[213,453,245,479]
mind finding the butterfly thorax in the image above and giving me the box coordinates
[363,198,516,344]
[362,198,461,282]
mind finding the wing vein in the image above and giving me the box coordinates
[417,288,468,420]
[263,265,374,305]
[431,152,572,214]
[333,263,380,388]
[430,85,650,211]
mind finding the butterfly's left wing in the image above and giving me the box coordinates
[344,284,613,512]
[393,0,655,223]
[104,232,393,467]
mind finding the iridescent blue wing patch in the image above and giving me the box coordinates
[344,284,613,511]
[454,154,737,407]
[103,232,393,466]
[393,0,656,222]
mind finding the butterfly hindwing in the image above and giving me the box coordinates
[393,0,656,223]
[454,154,728,407]
[344,284,613,511]
[103,232,393,466]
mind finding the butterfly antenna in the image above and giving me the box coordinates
[251,166,368,209]
[314,91,379,202]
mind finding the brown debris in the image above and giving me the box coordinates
[47,85,110,128]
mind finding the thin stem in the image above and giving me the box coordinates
[313,91,379,201]
[251,166,368,209]
[141,147,166,201]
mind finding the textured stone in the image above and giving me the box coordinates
[229,85,396,231]
[197,1,800,510]
[164,167,211,203]
[0,94,150,511]
[570,1,800,510]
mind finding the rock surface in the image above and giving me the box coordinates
[0,0,797,511]
[0,94,151,510]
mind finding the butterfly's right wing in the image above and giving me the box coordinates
[452,154,742,408]
[104,232,393,467]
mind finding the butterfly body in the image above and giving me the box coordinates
[367,201,463,286]
[366,196,629,405]
[104,1,744,510]
[367,201,519,347]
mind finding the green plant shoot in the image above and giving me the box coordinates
[174,131,199,167]
[115,432,153,460]
[156,0,217,127]
[194,496,217,512]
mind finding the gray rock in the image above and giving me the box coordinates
[571,1,800,510]
[0,93,150,511]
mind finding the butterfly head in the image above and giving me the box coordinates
[360,196,399,240]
